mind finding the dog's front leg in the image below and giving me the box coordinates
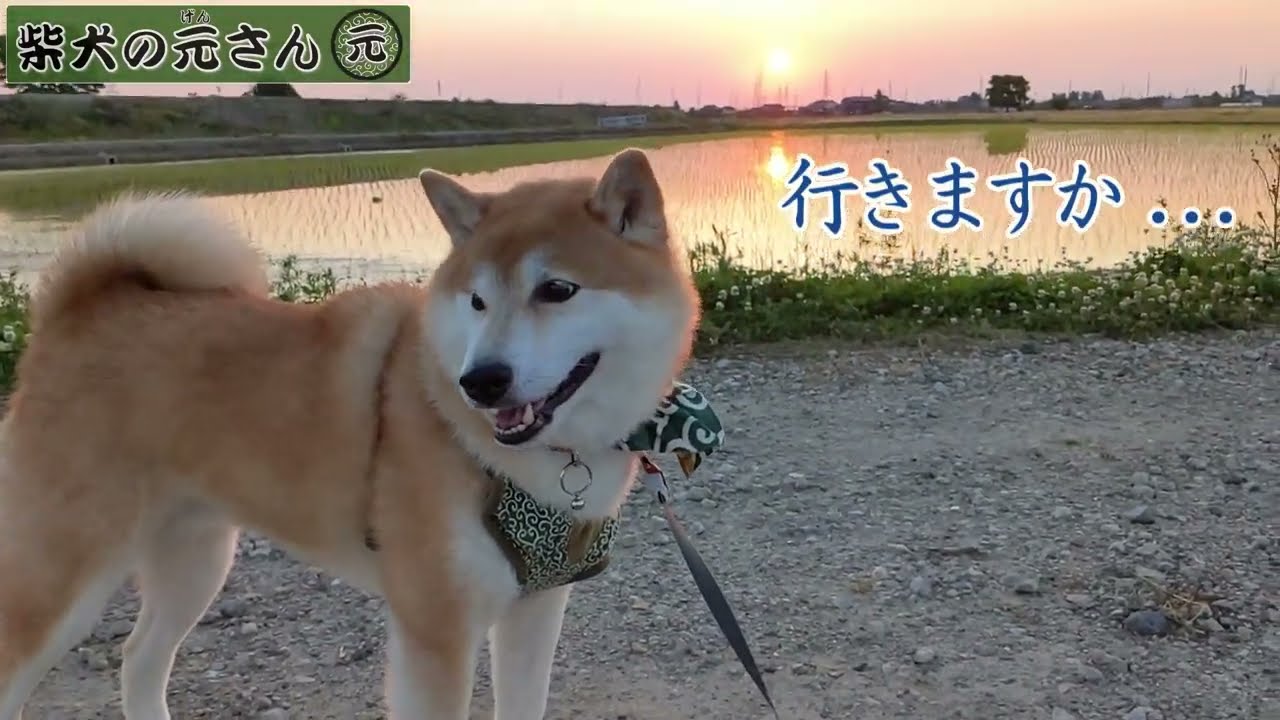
[489,585,573,720]
[385,613,481,720]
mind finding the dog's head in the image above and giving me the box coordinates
[418,149,699,452]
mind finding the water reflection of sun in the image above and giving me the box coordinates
[765,144,791,181]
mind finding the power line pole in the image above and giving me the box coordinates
[822,68,830,99]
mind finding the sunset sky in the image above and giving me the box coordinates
[3,0,1278,105]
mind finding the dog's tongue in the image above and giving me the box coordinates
[494,399,549,430]
[495,405,526,430]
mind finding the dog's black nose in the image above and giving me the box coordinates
[458,362,514,406]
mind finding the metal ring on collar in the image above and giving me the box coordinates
[558,454,593,498]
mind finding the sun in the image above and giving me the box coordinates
[765,48,792,76]
[765,144,791,182]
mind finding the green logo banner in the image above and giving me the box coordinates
[4,5,411,84]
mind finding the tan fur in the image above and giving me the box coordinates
[0,149,698,720]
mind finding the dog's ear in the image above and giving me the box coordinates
[418,169,491,246]
[588,149,667,245]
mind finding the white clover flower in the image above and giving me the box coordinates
[1,325,15,343]
[714,301,725,311]
[730,285,741,296]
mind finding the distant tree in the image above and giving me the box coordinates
[1049,93,1070,111]
[0,34,7,85]
[871,89,890,113]
[672,99,681,111]
[986,74,1031,111]
[245,82,300,97]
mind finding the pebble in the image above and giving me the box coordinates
[1123,610,1171,637]
[1006,573,1041,595]
[908,575,933,597]
[912,646,936,665]
[1125,505,1156,524]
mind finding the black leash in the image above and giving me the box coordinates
[639,455,779,718]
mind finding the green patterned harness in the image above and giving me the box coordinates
[482,381,725,595]
[482,474,620,594]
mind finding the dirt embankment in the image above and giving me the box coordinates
[22,330,1280,720]
[0,94,703,170]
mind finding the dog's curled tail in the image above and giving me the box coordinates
[31,191,270,330]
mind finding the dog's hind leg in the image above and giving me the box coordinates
[120,507,238,720]
[0,550,129,720]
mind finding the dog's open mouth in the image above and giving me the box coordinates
[490,352,600,445]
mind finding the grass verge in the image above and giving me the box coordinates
[1,135,1278,394]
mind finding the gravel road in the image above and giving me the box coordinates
[23,330,1280,720]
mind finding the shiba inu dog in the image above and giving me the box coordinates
[0,148,699,720]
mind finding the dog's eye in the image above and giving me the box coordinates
[470,292,486,311]
[533,279,580,303]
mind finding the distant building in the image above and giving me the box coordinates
[801,99,840,115]
[689,104,727,118]
[839,95,876,114]
[738,103,789,119]
[1162,96,1193,109]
